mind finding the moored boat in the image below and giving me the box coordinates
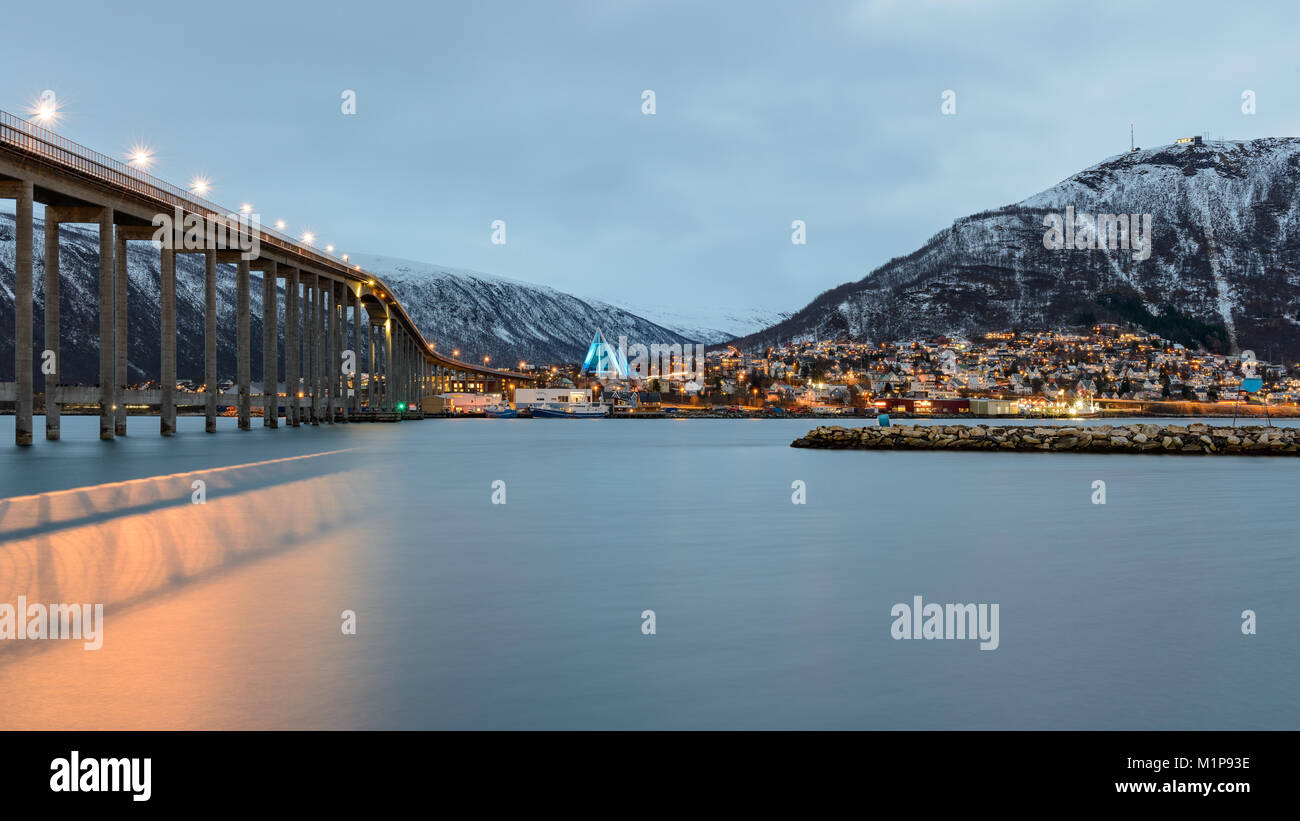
[531,402,608,418]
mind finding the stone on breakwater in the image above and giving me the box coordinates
[789,424,1300,455]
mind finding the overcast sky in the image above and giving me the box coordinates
[4,0,1298,319]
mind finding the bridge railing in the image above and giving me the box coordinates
[0,108,535,382]
[0,109,368,285]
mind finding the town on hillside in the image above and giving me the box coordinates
[522,325,1297,418]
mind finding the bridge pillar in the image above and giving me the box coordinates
[98,209,116,440]
[301,276,313,422]
[394,329,403,409]
[285,267,299,426]
[237,259,251,429]
[310,276,321,424]
[160,232,176,436]
[350,287,361,415]
[328,281,339,424]
[367,319,376,410]
[262,260,278,427]
[114,227,127,436]
[204,247,217,433]
[44,216,60,440]
[337,284,348,422]
[13,180,33,446]
[404,337,412,407]
[384,320,393,412]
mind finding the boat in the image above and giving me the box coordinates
[531,402,608,418]
[483,403,518,418]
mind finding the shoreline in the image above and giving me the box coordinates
[792,422,1300,454]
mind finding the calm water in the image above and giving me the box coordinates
[0,414,1296,729]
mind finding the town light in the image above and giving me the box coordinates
[275,219,287,230]
[190,177,211,195]
[240,203,253,214]
[301,231,315,244]
[326,244,334,253]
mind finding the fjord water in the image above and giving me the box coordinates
[0,416,1295,730]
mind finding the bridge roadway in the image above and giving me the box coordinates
[0,109,533,445]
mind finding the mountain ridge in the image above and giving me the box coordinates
[734,137,1300,361]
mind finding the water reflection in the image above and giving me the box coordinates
[0,449,377,728]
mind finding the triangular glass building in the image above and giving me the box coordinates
[580,329,629,379]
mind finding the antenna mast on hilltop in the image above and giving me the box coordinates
[1130,122,1134,152]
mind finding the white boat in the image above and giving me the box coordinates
[531,402,608,418]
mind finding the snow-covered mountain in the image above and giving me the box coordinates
[0,226,708,385]
[734,138,1300,360]
[0,213,261,385]
[591,299,792,345]
[347,253,699,364]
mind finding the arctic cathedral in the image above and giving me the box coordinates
[580,330,629,380]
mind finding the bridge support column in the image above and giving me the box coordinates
[310,277,321,424]
[237,259,251,429]
[367,321,376,410]
[98,209,116,440]
[161,237,176,436]
[328,281,339,424]
[384,321,393,411]
[393,329,402,410]
[114,228,128,436]
[262,261,278,427]
[301,277,312,422]
[338,284,348,422]
[204,247,217,433]
[44,217,60,440]
[13,181,33,446]
[351,288,361,415]
[285,268,299,427]
[403,336,411,408]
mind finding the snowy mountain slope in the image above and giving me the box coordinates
[348,253,700,364]
[0,228,703,384]
[734,138,1300,359]
[0,213,272,385]
[589,299,793,345]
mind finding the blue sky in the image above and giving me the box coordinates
[4,0,1298,318]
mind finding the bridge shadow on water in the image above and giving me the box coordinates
[0,449,368,664]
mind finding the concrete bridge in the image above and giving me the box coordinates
[0,108,534,444]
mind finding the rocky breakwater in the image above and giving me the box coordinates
[790,423,1300,454]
